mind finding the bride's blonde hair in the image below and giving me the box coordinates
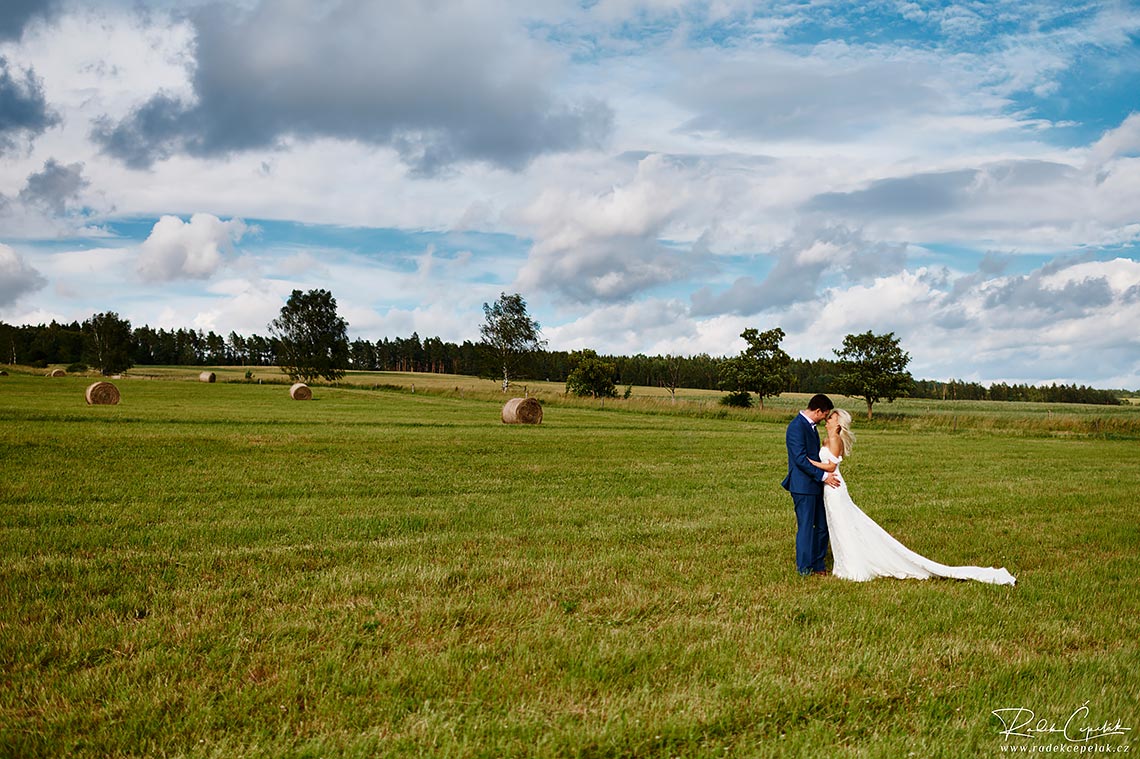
[830,409,856,456]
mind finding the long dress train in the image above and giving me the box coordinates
[820,447,1016,585]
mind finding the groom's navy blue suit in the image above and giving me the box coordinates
[781,412,828,575]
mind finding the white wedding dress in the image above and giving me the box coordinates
[819,447,1016,585]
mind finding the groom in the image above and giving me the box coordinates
[781,394,840,576]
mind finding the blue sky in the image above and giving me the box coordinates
[1,0,1139,387]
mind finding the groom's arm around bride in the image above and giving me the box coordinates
[782,394,839,576]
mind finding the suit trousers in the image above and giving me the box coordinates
[792,491,828,574]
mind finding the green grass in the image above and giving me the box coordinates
[1,372,1137,757]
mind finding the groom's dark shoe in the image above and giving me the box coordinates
[813,570,829,576]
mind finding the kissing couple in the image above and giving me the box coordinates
[782,394,1015,585]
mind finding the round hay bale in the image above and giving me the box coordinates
[199,371,216,383]
[502,397,543,424]
[289,382,312,400]
[48,368,65,377]
[85,381,120,405]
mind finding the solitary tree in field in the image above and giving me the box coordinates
[717,327,791,409]
[480,292,545,392]
[835,330,913,420]
[660,354,684,403]
[83,311,134,376]
[269,289,350,383]
[566,349,618,399]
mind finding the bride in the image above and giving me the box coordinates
[810,409,1016,586]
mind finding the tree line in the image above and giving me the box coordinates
[0,316,720,386]
[1,304,1127,408]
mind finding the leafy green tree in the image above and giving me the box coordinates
[717,327,791,409]
[82,312,134,376]
[268,289,350,382]
[835,330,913,420]
[565,349,618,398]
[480,292,545,391]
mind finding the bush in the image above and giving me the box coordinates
[566,350,618,398]
[67,363,88,373]
[720,390,753,408]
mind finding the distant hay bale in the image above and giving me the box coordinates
[85,381,120,405]
[502,397,543,424]
[48,368,65,377]
[199,371,216,383]
[290,382,312,400]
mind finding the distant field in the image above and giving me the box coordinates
[1,370,1137,757]
[41,363,1140,424]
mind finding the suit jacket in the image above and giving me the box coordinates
[781,412,823,494]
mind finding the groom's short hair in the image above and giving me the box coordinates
[807,394,834,412]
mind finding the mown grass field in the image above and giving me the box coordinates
[2,369,1138,757]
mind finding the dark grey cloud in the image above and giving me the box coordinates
[690,275,784,317]
[90,93,199,169]
[928,304,972,330]
[982,268,1115,317]
[690,226,908,316]
[840,236,908,282]
[18,159,88,215]
[1036,250,1099,278]
[805,160,1077,219]
[978,251,1013,276]
[0,245,47,307]
[942,252,1013,305]
[92,0,613,174]
[0,56,60,153]
[0,0,61,41]
[916,253,1120,336]
[524,236,701,303]
[896,254,1129,343]
[807,169,978,216]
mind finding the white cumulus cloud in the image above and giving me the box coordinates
[136,213,249,282]
[516,154,705,302]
